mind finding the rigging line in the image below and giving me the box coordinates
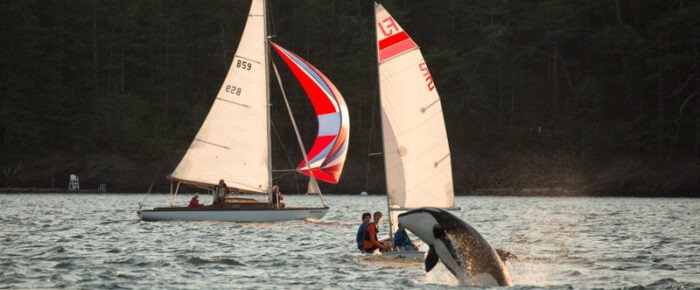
[273,171,296,181]
[272,59,325,207]
[271,119,300,194]
[366,73,378,193]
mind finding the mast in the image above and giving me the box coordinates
[374,3,394,240]
[263,0,273,199]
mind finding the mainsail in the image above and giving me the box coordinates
[374,3,455,233]
[169,0,269,193]
[272,43,350,184]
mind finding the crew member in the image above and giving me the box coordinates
[188,193,204,207]
[271,185,285,208]
[363,211,390,253]
[356,212,371,251]
[214,179,229,204]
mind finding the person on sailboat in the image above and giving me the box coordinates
[271,185,285,209]
[213,179,229,204]
[188,193,204,207]
[393,225,416,251]
[356,212,371,251]
[363,211,392,253]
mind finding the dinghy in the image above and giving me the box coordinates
[372,3,459,258]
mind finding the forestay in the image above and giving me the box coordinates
[272,43,350,184]
[374,3,455,232]
[169,0,269,193]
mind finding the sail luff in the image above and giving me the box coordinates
[263,0,272,199]
[374,2,395,239]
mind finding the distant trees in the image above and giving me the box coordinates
[1,0,697,192]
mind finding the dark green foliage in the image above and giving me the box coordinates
[0,0,697,194]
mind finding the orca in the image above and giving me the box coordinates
[398,207,512,286]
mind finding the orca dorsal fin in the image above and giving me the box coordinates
[425,246,439,272]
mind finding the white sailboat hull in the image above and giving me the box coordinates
[138,207,328,222]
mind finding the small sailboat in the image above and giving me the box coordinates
[373,3,458,258]
[138,0,349,222]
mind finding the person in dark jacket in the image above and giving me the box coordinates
[356,212,371,251]
[271,185,285,208]
[213,179,229,204]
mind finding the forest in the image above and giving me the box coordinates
[1,0,698,196]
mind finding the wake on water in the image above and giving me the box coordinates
[303,218,355,227]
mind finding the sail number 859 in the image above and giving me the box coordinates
[237,60,252,70]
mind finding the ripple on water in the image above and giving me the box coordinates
[652,264,677,271]
[187,256,244,266]
[53,262,72,269]
[624,278,697,290]
[104,258,136,264]
[2,195,699,289]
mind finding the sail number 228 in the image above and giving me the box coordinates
[225,85,242,95]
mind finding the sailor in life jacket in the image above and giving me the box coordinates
[214,179,229,204]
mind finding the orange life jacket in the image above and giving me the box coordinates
[363,223,383,250]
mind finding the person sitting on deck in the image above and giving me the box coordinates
[356,212,371,252]
[393,225,417,251]
[213,179,229,205]
[271,185,285,208]
[363,211,392,253]
[188,193,204,207]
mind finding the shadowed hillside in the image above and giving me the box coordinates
[1,1,698,196]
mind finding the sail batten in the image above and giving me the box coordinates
[271,42,349,184]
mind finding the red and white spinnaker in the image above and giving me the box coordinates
[272,43,349,184]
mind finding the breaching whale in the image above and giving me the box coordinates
[398,207,512,286]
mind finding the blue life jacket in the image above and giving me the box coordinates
[394,228,412,247]
[356,222,369,250]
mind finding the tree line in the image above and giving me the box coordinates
[1,0,698,195]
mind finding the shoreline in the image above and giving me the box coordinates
[0,187,106,194]
[0,187,696,197]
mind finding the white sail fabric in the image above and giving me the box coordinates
[375,4,455,211]
[169,0,269,193]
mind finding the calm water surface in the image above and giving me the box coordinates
[1,194,698,289]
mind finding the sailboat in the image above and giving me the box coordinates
[373,3,458,258]
[138,0,349,222]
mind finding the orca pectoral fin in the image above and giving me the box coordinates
[425,246,439,272]
[433,224,446,239]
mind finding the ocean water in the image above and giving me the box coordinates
[0,194,698,289]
